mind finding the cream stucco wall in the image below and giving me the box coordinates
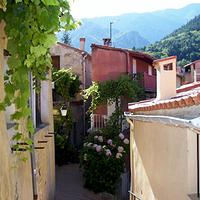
[154,57,177,101]
[131,120,197,200]
[0,20,55,200]
[0,20,33,200]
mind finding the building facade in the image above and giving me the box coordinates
[126,56,200,200]
[50,40,92,146]
[0,20,55,200]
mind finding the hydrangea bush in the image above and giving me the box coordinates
[79,126,129,195]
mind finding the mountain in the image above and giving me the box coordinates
[57,3,200,52]
[136,15,200,66]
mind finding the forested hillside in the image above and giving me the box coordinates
[137,15,200,66]
[57,3,200,52]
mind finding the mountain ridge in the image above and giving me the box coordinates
[57,3,200,52]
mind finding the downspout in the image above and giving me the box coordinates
[29,73,37,200]
[126,117,134,200]
[82,53,87,138]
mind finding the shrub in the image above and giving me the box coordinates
[79,125,129,195]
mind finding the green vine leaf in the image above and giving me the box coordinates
[4,83,15,99]
[41,0,59,6]
[7,57,21,69]
[12,132,22,141]
[30,45,47,57]
[1,0,81,165]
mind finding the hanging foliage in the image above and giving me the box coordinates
[52,68,81,100]
[0,0,81,163]
[84,72,145,114]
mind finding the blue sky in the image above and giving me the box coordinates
[69,0,200,19]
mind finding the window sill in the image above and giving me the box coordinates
[6,123,16,130]
[188,194,200,200]
[34,123,50,134]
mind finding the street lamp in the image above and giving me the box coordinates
[110,19,120,46]
[60,103,67,117]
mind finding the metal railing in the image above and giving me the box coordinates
[90,114,109,131]
[90,114,130,132]
[128,191,143,200]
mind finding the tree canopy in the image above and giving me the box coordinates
[136,15,200,66]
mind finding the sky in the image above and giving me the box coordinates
[68,0,200,19]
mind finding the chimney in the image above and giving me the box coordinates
[80,38,85,51]
[153,56,177,101]
[103,38,111,46]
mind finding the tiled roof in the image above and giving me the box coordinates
[183,60,200,68]
[91,43,157,62]
[128,82,200,113]
[56,42,92,59]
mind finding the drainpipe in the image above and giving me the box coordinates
[82,53,87,137]
[29,73,37,200]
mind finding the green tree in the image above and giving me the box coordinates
[52,68,81,100]
[136,14,200,66]
[61,32,72,45]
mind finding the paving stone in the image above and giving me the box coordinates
[55,164,105,200]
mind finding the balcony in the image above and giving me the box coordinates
[88,114,129,133]
[143,72,156,92]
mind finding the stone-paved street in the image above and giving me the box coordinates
[55,164,114,200]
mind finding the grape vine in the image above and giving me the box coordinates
[0,0,80,162]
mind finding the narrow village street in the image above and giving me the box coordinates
[55,164,114,200]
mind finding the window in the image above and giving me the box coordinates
[51,55,60,70]
[132,59,137,74]
[148,65,152,75]
[163,63,173,70]
[185,66,191,73]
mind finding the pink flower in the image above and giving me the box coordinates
[98,136,103,142]
[119,133,124,139]
[107,139,112,145]
[123,138,129,144]
[106,149,112,156]
[116,153,122,159]
[118,146,124,153]
[93,144,97,148]
[94,135,98,139]
[87,143,92,147]
[83,143,87,147]
[96,145,101,152]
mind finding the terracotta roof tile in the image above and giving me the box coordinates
[128,82,200,113]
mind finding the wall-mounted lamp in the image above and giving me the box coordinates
[60,103,67,116]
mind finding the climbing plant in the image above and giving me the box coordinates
[0,0,81,163]
[84,72,144,115]
[52,68,81,100]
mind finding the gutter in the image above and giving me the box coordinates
[124,112,200,131]
[125,111,200,199]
